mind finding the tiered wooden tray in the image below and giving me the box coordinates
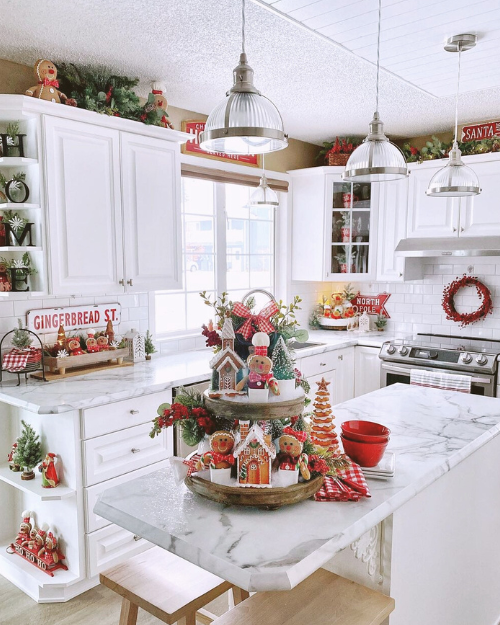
[184,390,323,509]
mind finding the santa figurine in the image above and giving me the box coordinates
[39,452,59,488]
[8,442,20,471]
[16,510,32,545]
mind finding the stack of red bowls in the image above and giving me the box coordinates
[340,420,390,468]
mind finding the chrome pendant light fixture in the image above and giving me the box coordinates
[199,0,288,156]
[426,34,481,197]
[249,155,279,208]
[343,0,408,182]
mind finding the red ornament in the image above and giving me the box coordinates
[442,275,493,327]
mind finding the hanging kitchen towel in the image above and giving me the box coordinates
[314,462,371,502]
[410,369,471,393]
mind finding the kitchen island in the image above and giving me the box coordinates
[95,384,500,625]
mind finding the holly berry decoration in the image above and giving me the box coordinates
[442,275,493,327]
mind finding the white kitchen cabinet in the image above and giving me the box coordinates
[43,116,125,295]
[354,346,381,397]
[290,166,378,281]
[120,132,181,291]
[407,162,459,238]
[375,178,408,282]
[300,347,354,405]
[459,158,500,237]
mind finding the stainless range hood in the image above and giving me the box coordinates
[395,236,500,258]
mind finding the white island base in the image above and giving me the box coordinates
[95,385,500,625]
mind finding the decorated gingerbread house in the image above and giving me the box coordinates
[209,318,245,392]
[234,421,276,487]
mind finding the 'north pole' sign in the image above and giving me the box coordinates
[461,121,500,142]
[351,293,390,318]
[27,304,121,333]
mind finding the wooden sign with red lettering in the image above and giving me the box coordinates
[461,121,500,142]
[27,304,121,333]
[181,120,260,167]
[350,293,390,318]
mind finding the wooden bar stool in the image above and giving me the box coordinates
[100,546,250,625]
[210,568,394,625]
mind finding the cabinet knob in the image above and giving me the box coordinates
[127,279,133,286]
[119,279,125,286]
[320,362,326,367]
[453,228,457,232]
[131,448,141,454]
[460,227,464,232]
[399,272,403,277]
[133,535,141,542]
[338,354,343,360]
[130,410,139,415]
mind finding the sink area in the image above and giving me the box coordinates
[288,342,326,350]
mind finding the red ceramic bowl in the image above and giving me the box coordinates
[341,430,390,445]
[341,420,390,444]
[340,434,388,468]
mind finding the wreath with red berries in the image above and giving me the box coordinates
[442,275,493,327]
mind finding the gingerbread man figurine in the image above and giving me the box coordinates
[25,59,76,105]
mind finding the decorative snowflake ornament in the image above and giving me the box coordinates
[110,340,120,348]
[9,215,27,232]
[57,349,69,359]
[11,259,27,269]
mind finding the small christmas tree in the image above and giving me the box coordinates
[271,336,295,380]
[13,420,42,480]
[310,378,339,454]
[144,330,157,358]
[11,319,33,350]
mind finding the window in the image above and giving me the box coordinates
[155,177,276,337]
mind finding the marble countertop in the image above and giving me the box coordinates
[95,384,500,592]
[0,331,396,414]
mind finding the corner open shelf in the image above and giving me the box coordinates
[0,157,38,166]
[0,464,75,501]
[0,545,79,587]
[1,203,40,210]
[0,246,43,252]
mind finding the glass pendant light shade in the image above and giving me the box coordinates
[343,113,408,182]
[249,174,279,207]
[426,144,481,196]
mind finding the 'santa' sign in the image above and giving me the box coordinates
[27,304,121,333]
[461,121,500,142]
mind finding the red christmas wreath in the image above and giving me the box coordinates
[442,275,493,327]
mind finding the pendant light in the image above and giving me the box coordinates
[249,155,279,208]
[343,0,408,182]
[426,34,481,197]
[199,0,288,156]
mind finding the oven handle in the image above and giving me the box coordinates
[380,363,491,385]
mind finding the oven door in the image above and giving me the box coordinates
[380,362,495,397]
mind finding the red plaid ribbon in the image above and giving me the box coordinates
[232,301,278,340]
[314,462,371,502]
[2,347,42,373]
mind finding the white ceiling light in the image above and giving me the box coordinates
[426,34,481,198]
[199,0,288,156]
[342,0,408,183]
[249,155,279,208]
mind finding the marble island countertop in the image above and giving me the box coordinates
[0,331,397,414]
[95,384,500,592]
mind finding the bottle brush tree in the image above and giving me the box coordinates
[11,318,33,350]
[271,336,295,380]
[14,420,42,480]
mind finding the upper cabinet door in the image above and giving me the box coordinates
[459,159,500,237]
[376,178,408,282]
[43,116,124,295]
[120,132,181,292]
[407,164,459,238]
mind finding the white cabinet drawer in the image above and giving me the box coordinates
[84,458,170,533]
[82,389,172,439]
[299,351,337,377]
[83,422,170,486]
[86,523,151,578]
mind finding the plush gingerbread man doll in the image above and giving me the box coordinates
[199,430,236,470]
[67,337,84,356]
[151,82,174,129]
[236,332,280,395]
[273,427,310,480]
[25,59,76,105]
[16,510,32,545]
[43,532,60,565]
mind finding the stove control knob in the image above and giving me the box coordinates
[386,345,397,355]
[398,346,409,356]
[476,354,488,366]
[461,353,472,364]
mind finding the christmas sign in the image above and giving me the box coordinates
[181,120,260,167]
[27,304,121,333]
[350,293,390,318]
[461,121,500,142]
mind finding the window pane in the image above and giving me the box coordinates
[182,178,214,215]
[227,218,249,255]
[225,183,250,218]
[250,205,272,220]
[250,255,273,288]
[185,254,215,291]
[155,293,186,334]
[227,254,250,290]
[250,221,273,255]
[186,292,211,329]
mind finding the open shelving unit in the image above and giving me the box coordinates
[0,464,75,501]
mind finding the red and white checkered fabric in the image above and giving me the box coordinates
[183,454,202,477]
[314,462,371,502]
[2,347,42,373]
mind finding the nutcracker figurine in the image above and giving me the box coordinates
[39,452,59,488]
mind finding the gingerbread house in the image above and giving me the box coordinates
[209,318,245,392]
[234,421,276,488]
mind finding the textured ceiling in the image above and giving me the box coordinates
[2,0,500,145]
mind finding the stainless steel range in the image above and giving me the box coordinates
[379,333,500,397]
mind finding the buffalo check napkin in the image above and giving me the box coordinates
[314,462,371,502]
[2,347,42,373]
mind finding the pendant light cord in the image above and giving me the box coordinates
[375,0,381,113]
[242,0,246,54]
[453,42,462,146]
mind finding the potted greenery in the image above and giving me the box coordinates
[375,314,388,331]
[13,420,42,481]
[316,137,361,166]
[144,330,156,360]
[334,249,356,274]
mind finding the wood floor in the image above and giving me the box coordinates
[0,575,230,625]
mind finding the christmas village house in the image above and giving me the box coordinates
[209,318,245,392]
[234,421,276,487]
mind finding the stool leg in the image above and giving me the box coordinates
[232,587,250,605]
[177,614,197,625]
[119,598,138,625]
